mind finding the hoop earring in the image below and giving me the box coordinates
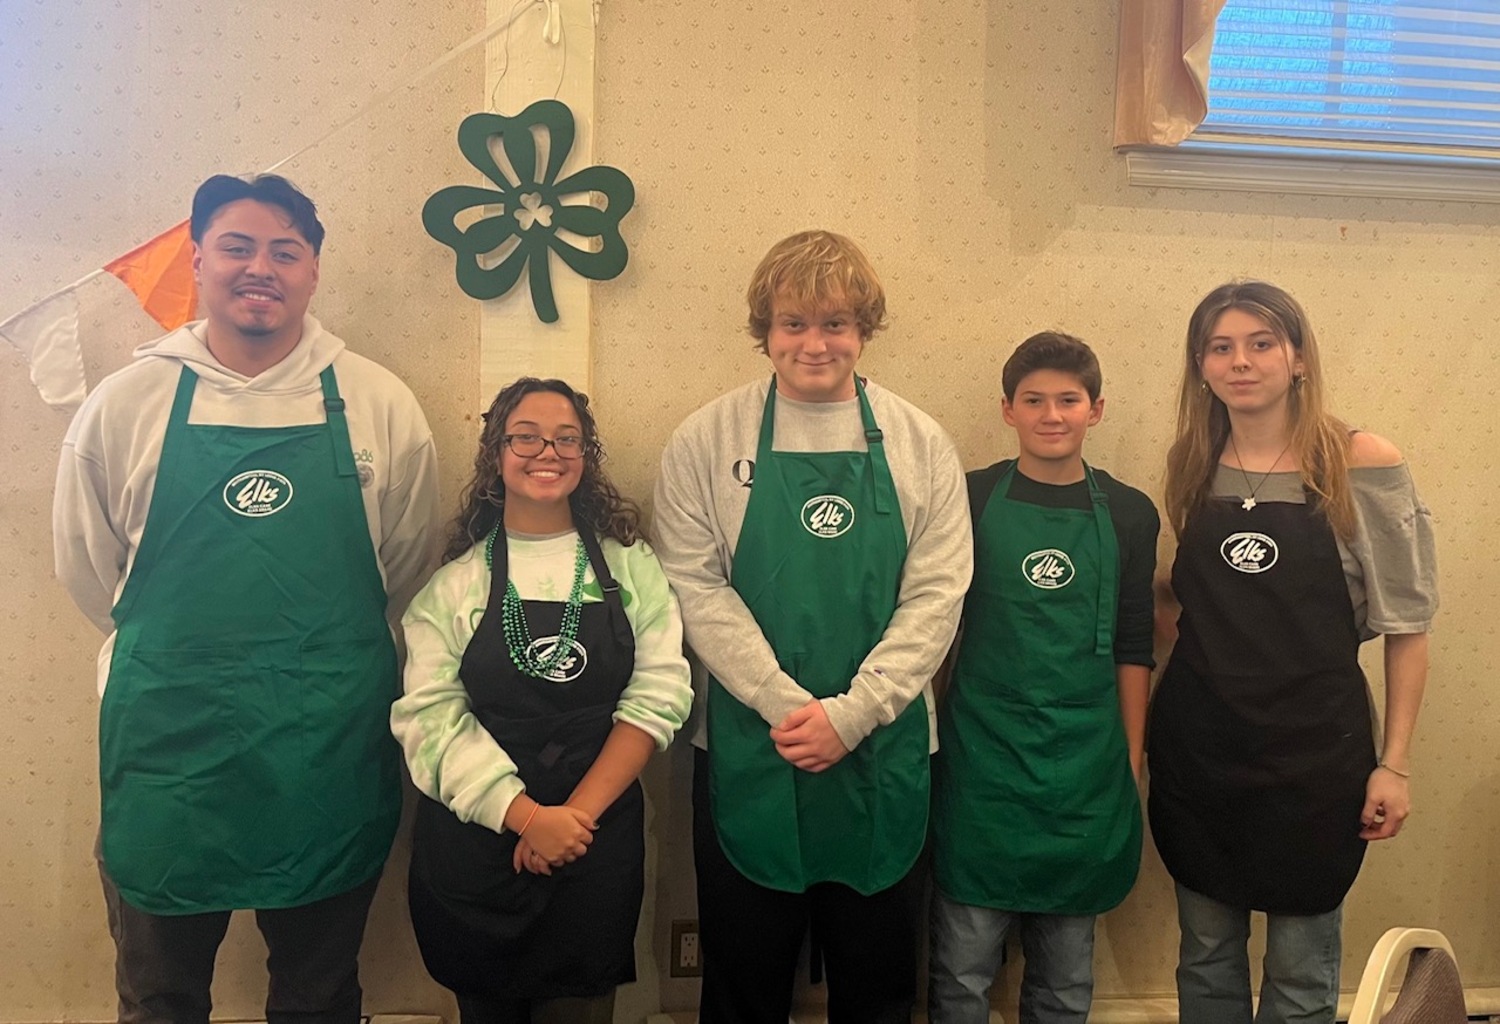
[1293,373,1306,390]
[1199,380,1209,394]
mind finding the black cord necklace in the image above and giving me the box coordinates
[1229,435,1293,511]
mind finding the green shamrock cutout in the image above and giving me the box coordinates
[423,100,635,323]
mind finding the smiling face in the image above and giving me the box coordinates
[193,198,319,369]
[1198,307,1304,418]
[498,390,585,532]
[765,297,865,403]
[1002,368,1103,479]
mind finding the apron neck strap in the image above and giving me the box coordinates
[855,376,895,516]
[756,375,779,452]
[485,519,635,655]
[996,460,1115,657]
[319,367,358,478]
[168,366,200,427]
[1083,463,1115,657]
[757,375,896,515]
[577,525,634,653]
[158,367,202,491]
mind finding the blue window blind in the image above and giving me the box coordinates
[1200,1,1500,152]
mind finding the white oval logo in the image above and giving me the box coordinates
[1220,531,1279,574]
[223,470,294,517]
[1022,548,1075,589]
[526,636,588,683]
[800,495,855,538]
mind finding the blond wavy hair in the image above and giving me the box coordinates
[745,230,888,349]
[1164,281,1355,541]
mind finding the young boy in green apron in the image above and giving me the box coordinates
[653,230,972,1023]
[928,332,1157,1024]
[53,174,439,1022]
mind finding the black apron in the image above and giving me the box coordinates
[1148,492,1374,915]
[408,527,640,998]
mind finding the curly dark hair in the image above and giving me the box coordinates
[444,377,642,562]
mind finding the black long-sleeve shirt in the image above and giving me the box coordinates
[966,459,1160,667]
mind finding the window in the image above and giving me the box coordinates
[1124,1,1500,201]
[1202,0,1500,153]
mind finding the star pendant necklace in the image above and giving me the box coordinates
[1229,434,1293,511]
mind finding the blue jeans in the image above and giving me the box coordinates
[1174,883,1343,1024]
[928,889,1095,1024]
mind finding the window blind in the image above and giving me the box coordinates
[1200,1,1500,151]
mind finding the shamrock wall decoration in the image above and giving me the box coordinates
[423,99,635,323]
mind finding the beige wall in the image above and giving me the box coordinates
[0,0,485,1018]
[1,0,1495,1021]
[591,0,1500,1013]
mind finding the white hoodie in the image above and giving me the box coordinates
[54,315,440,694]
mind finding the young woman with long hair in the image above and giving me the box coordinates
[1150,282,1437,1024]
[391,378,692,1024]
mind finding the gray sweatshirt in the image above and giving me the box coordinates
[653,377,974,752]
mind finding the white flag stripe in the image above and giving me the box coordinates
[0,288,86,412]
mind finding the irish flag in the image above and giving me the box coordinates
[0,220,198,412]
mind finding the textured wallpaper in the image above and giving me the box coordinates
[0,0,485,1018]
[2,0,1497,1021]
[590,0,1500,1015]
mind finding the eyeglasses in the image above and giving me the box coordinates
[503,433,587,459]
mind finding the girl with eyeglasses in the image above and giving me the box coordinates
[1148,282,1438,1024]
[392,377,692,1024]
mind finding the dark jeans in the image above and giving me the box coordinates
[455,992,616,1024]
[99,863,380,1024]
[692,747,922,1024]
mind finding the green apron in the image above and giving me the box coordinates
[99,364,400,915]
[708,376,927,896]
[932,462,1141,914]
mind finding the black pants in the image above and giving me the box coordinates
[692,747,921,1024]
[455,992,616,1024]
[99,863,380,1024]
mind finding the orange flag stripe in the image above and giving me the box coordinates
[103,219,199,331]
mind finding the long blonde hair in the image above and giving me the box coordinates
[1164,281,1355,540]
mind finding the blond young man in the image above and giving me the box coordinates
[653,231,972,1023]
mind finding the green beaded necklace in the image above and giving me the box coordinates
[485,524,590,679]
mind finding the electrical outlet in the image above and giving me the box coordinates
[669,918,702,977]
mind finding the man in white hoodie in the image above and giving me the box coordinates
[53,174,439,1024]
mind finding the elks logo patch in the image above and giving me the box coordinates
[801,495,855,538]
[526,636,589,683]
[1221,531,1278,574]
[224,470,294,517]
[355,448,376,489]
[1022,548,1075,589]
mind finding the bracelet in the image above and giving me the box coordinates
[518,802,541,835]
[1378,761,1412,779]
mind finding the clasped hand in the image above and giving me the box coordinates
[770,699,849,772]
[513,804,596,875]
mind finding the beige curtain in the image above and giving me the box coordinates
[1113,0,1229,147]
